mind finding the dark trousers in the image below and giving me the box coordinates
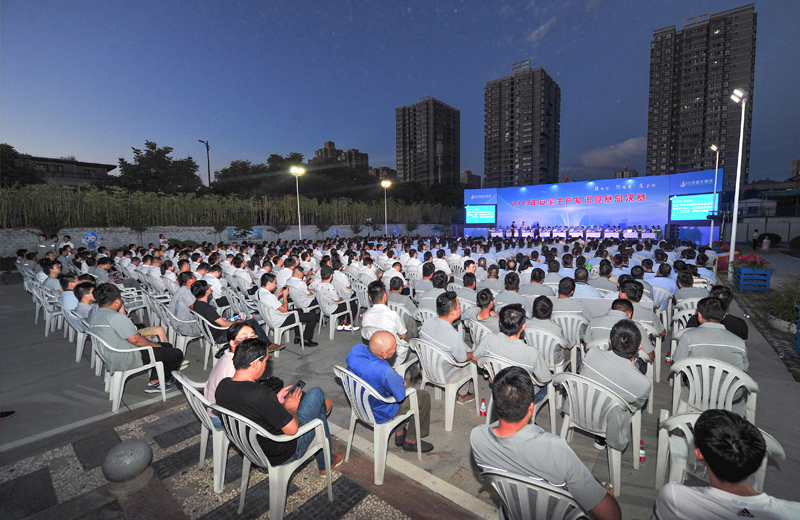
[753,239,759,250]
[140,342,184,381]
[394,389,431,442]
[334,300,359,324]
[282,310,318,341]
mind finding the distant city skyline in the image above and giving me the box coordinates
[2,1,798,185]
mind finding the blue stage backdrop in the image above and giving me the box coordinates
[464,169,719,229]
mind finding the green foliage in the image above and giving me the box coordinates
[105,140,202,193]
[757,232,781,245]
[789,236,800,251]
[212,160,269,195]
[351,224,363,236]
[763,276,800,322]
[406,222,419,234]
[1,144,46,188]
[167,238,199,248]
[231,216,254,240]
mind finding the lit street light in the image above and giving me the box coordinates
[290,166,305,241]
[381,180,392,235]
[198,140,211,186]
[709,144,720,247]
[727,88,749,282]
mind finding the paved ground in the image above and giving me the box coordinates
[2,274,799,518]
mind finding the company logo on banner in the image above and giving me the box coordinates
[670,169,720,196]
[463,188,498,205]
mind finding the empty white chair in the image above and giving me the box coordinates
[172,372,230,493]
[31,283,63,336]
[334,366,421,485]
[654,410,785,492]
[410,338,480,432]
[210,403,332,519]
[669,357,759,423]
[481,468,594,520]
[553,373,642,495]
[86,330,167,413]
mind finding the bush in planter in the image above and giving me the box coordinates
[757,232,781,246]
[732,253,773,270]
[763,278,800,322]
[789,235,800,251]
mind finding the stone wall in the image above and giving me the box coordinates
[0,224,446,257]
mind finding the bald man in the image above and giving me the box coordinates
[345,331,434,452]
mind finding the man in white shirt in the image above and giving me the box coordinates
[256,273,319,346]
[362,281,411,374]
[654,409,800,520]
[274,257,295,288]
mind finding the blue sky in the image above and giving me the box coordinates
[2,1,798,184]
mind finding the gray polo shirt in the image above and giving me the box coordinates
[470,423,607,513]
[169,286,200,336]
[419,316,471,364]
[673,322,748,372]
[518,283,555,297]
[89,307,143,373]
[494,291,531,315]
[474,334,552,386]
[588,277,617,292]
[551,297,593,320]
[461,307,501,335]
[454,287,478,305]
[573,282,601,298]
[582,310,653,354]
[477,278,504,292]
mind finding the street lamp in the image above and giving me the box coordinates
[727,88,749,282]
[198,140,211,186]
[709,144,720,247]
[290,166,305,240]
[381,180,392,235]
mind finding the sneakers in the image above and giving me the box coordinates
[395,428,407,447]
[319,452,344,476]
[342,324,360,332]
[145,378,177,394]
[180,359,191,370]
[594,436,607,450]
[403,439,434,453]
[325,399,333,417]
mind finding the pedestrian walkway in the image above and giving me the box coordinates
[2,279,799,518]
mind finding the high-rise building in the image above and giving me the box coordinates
[614,166,639,179]
[395,96,460,186]
[313,141,369,176]
[484,60,561,188]
[459,170,482,189]
[369,166,397,179]
[645,4,757,192]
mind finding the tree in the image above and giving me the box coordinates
[212,160,268,195]
[1,144,46,187]
[108,141,202,193]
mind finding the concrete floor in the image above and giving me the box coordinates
[2,277,799,517]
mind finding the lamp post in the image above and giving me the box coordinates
[381,179,392,235]
[709,144,720,247]
[198,140,211,186]
[727,88,749,282]
[290,166,305,241]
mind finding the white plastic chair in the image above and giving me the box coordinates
[524,327,572,409]
[651,286,673,326]
[654,410,785,492]
[31,283,64,337]
[334,366,421,485]
[63,307,89,363]
[409,338,480,432]
[210,403,332,519]
[669,357,759,423]
[172,372,230,493]
[413,307,438,324]
[313,288,357,340]
[478,354,556,434]
[480,468,594,520]
[163,304,201,354]
[553,373,642,495]
[190,310,225,369]
[674,297,702,313]
[86,330,167,413]
[465,318,493,349]
[387,301,415,325]
[254,300,305,351]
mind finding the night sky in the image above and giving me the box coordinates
[3,1,798,184]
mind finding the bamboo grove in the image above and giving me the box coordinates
[1,185,460,232]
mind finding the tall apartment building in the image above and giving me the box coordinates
[313,141,370,176]
[645,4,757,192]
[459,170,482,189]
[484,60,560,188]
[395,96,460,186]
[614,166,639,179]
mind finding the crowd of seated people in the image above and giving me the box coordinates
[17,230,797,518]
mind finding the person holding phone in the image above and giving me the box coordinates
[215,338,343,476]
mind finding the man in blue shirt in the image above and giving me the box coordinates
[346,331,433,453]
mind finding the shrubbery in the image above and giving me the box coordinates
[758,233,781,245]
[789,236,800,251]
